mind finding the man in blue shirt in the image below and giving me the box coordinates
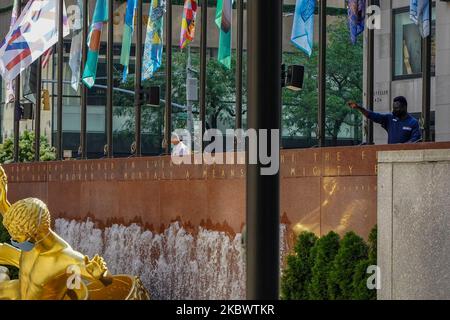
[348,96,422,144]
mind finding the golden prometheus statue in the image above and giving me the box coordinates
[0,166,150,300]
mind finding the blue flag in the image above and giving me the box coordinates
[142,0,165,81]
[82,0,108,88]
[410,0,430,38]
[120,0,137,82]
[348,0,366,44]
[291,0,316,57]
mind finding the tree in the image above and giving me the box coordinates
[113,50,247,135]
[0,131,56,164]
[327,231,368,300]
[351,225,377,300]
[283,17,363,144]
[308,231,340,300]
[281,231,318,300]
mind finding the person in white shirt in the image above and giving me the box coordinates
[171,133,191,157]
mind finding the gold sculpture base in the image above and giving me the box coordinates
[63,275,150,300]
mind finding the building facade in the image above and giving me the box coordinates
[366,0,450,144]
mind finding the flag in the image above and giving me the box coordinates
[348,0,366,44]
[410,0,430,38]
[82,0,108,88]
[142,0,165,80]
[291,0,316,57]
[5,0,20,104]
[215,0,233,69]
[0,0,69,82]
[42,47,53,68]
[69,0,83,91]
[120,0,137,82]
[180,0,198,49]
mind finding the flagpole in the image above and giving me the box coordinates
[35,57,42,162]
[235,0,243,132]
[366,0,374,145]
[57,0,64,160]
[13,0,21,163]
[80,0,88,159]
[106,0,114,157]
[318,0,326,147]
[421,0,432,142]
[246,0,281,300]
[164,0,173,155]
[134,0,143,156]
[199,0,207,149]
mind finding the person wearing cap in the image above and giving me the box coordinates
[171,133,191,157]
[348,96,422,144]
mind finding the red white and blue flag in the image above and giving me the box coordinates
[0,0,69,82]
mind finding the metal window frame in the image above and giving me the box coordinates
[391,5,436,81]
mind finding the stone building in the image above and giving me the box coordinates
[365,0,450,143]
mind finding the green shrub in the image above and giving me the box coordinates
[281,231,318,300]
[0,130,56,164]
[308,231,340,300]
[327,231,368,300]
[351,225,378,300]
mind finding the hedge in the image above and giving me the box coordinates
[281,226,378,300]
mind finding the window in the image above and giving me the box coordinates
[393,6,436,80]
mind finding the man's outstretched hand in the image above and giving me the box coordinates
[347,101,361,109]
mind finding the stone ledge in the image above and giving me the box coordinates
[378,148,450,163]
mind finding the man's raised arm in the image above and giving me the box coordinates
[348,101,389,126]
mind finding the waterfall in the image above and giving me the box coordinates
[55,218,288,300]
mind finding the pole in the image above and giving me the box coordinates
[13,0,21,163]
[106,0,113,157]
[246,0,281,300]
[186,47,194,135]
[164,0,172,154]
[318,0,326,147]
[134,0,143,156]
[35,57,42,162]
[235,0,243,131]
[80,0,88,158]
[199,0,207,149]
[57,0,64,160]
[421,0,432,142]
[366,0,374,145]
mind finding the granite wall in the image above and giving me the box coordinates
[377,148,450,300]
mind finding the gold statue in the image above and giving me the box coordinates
[0,167,149,300]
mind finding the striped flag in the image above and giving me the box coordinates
[180,0,198,49]
[215,0,233,69]
[5,0,20,104]
[120,0,137,83]
[291,0,316,57]
[41,47,53,68]
[142,0,165,80]
[82,0,108,88]
[0,0,70,82]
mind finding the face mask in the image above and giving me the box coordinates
[10,238,35,252]
[393,109,406,118]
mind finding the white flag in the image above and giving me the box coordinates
[0,0,69,82]
[5,0,20,104]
